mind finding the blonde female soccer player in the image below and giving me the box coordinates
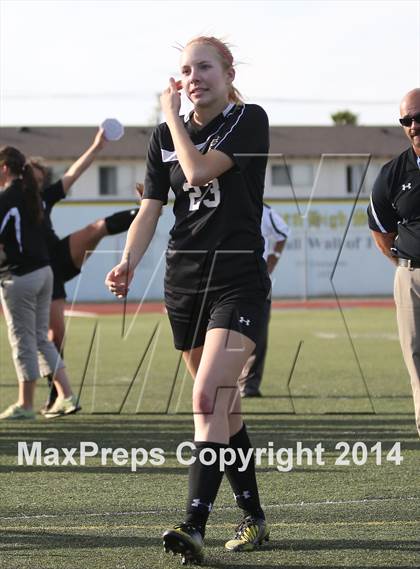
[106,36,271,564]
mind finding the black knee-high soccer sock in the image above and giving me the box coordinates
[45,346,64,407]
[184,442,227,537]
[45,373,57,407]
[225,423,265,519]
[104,208,139,235]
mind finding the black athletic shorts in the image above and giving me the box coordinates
[50,236,81,301]
[165,286,271,351]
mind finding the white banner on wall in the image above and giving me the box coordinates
[51,200,395,302]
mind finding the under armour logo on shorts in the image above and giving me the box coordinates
[239,316,251,326]
[401,182,412,191]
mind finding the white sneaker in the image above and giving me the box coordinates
[43,395,81,419]
[0,403,36,420]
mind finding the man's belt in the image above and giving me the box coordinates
[397,258,420,269]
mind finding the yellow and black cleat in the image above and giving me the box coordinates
[163,523,204,565]
[225,515,270,552]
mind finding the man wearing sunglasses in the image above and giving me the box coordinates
[367,88,420,437]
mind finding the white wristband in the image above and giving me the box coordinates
[272,251,282,259]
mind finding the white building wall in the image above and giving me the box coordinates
[264,157,384,200]
[48,157,387,201]
[115,163,136,198]
[50,199,394,303]
[50,160,146,200]
[72,167,99,199]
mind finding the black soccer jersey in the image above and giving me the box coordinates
[0,179,50,277]
[143,103,271,294]
[41,180,66,250]
[368,147,420,260]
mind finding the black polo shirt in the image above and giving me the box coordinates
[143,103,271,294]
[0,179,50,277]
[367,147,420,260]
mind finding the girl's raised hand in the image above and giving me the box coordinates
[160,77,182,120]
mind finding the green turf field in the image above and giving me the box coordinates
[0,308,419,568]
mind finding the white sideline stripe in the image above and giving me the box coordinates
[64,310,98,318]
[0,496,417,521]
[315,332,399,340]
[92,429,411,434]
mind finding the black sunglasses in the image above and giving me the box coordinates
[399,113,420,127]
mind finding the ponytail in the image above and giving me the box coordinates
[229,85,243,105]
[21,163,44,224]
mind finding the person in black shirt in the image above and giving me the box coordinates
[106,36,270,563]
[29,129,140,413]
[367,87,420,437]
[0,146,80,420]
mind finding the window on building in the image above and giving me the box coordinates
[272,163,314,187]
[99,166,117,196]
[346,164,366,194]
[272,165,290,186]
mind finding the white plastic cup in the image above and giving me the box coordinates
[101,118,124,141]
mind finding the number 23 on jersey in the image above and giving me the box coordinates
[183,179,221,212]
